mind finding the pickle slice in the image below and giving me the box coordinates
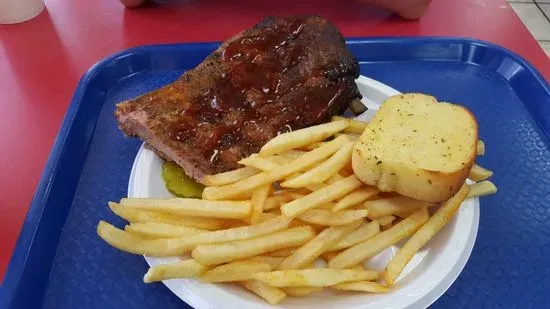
[161,161,204,198]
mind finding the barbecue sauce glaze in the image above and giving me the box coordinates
[169,18,350,172]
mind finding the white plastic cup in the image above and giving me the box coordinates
[0,0,45,24]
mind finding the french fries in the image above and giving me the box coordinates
[281,175,363,217]
[250,256,285,269]
[333,187,379,212]
[298,209,369,226]
[201,166,259,186]
[108,202,228,230]
[468,163,494,181]
[384,185,469,286]
[376,215,396,227]
[239,154,332,193]
[177,215,291,247]
[316,203,336,210]
[255,212,279,223]
[335,132,359,140]
[201,260,272,282]
[329,207,429,269]
[240,280,287,305]
[339,165,354,177]
[203,135,349,200]
[252,268,379,287]
[120,198,251,219]
[395,209,418,218]
[283,191,307,200]
[259,120,349,157]
[322,251,343,263]
[192,226,316,265]
[280,150,306,159]
[332,281,389,293]
[329,221,380,251]
[279,220,362,270]
[264,194,292,211]
[143,259,206,283]
[351,265,366,271]
[265,246,298,258]
[283,287,322,296]
[468,180,498,198]
[300,141,325,151]
[249,184,271,224]
[281,141,354,188]
[98,221,186,256]
[364,196,431,219]
[477,140,485,156]
[98,216,292,256]
[327,173,345,183]
[238,154,279,171]
[332,116,368,134]
[96,120,499,305]
[125,222,207,238]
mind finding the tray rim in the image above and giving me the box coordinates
[1,36,549,309]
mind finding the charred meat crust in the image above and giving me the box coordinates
[115,15,361,180]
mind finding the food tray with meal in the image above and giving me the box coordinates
[2,16,550,309]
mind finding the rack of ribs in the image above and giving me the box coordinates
[115,15,361,181]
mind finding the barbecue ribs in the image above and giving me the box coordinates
[115,15,361,180]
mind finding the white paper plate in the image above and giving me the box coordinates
[128,75,480,309]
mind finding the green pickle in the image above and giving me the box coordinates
[161,161,204,198]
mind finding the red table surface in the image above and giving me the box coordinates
[0,0,548,281]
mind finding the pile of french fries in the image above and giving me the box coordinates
[97,117,497,305]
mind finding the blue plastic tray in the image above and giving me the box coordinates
[1,37,549,309]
